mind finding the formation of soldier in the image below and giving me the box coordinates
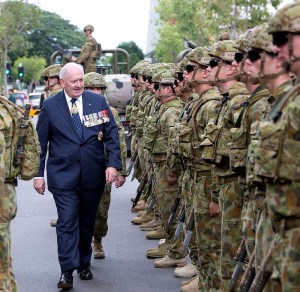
[126,2,300,291]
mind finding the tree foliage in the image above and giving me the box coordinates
[117,41,144,69]
[153,0,281,63]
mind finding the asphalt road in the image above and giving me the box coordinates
[11,160,184,292]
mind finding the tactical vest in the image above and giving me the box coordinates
[254,84,300,182]
[1,97,41,181]
[178,96,219,162]
[144,99,181,156]
[201,84,249,165]
[229,88,268,172]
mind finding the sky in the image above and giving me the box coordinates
[28,0,151,53]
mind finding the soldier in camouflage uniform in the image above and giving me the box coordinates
[174,47,223,291]
[83,72,127,259]
[41,64,63,99]
[144,70,186,265]
[234,23,295,291]
[0,95,40,292]
[250,3,300,290]
[200,40,249,290]
[71,24,100,73]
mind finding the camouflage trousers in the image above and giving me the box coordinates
[182,170,199,267]
[219,176,242,290]
[255,203,274,292]
[0,182,18,292]
[271,227,300,291]
[94,184,112,239]
[153,161,185,259]
[192,171,221,291]
[83,60,97,73]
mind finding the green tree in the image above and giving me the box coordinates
[13,56,47,92]
[0,0,41,92]
[117,41,144,69]
[153,0,281,63]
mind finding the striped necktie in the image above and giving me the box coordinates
[71,98,84,141]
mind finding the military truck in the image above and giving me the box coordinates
[50,48,133,155]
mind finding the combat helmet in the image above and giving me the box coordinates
[152,69,175,85]
[246,23,287,83]
[187,46,211,67]
[268,1,300,34]
[209,40,237,63]
[41,64,62,78]
[83,72,107,88]
[84,24,94,32]
[219,31,230,41]
[209,40,238,83]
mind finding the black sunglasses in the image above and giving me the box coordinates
[247,49,261,62]
[44,76,49,81]
[147,77,152,84]
[177,72,184,82]
[174,80,179,87]
[185,64,197,73]
[130,73,135,78]
[234,52,244,63]
[209,58,220,68]
[153,83,160,91]
[142,76,147,82]
[272,32,288,47]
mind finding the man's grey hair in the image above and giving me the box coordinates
[60,62,84,79]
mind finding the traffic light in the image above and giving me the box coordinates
[18,65,24,81]
[6,63,12,75]
[6,63,13,82]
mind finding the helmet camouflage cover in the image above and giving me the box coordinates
[152,69,175,84]
[219,31,230,41]
[187,46,211,67]
[246,23,276,53]
[130,60,151,74]
[83,72,106,88]
[209,40,237,62]
[268,1,300,34]
[234,30,252,53]
[41,64,62,78]
[84,24,94,32]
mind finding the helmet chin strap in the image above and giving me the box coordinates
[247,51,287,84]
[214,60,239,84]
[45,79,59,91]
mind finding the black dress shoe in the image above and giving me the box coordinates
[57,271,73,289]
[77,267,93,280]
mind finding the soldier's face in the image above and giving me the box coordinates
[243,49,261,78]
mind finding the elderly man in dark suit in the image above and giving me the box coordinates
[33,62,121,290]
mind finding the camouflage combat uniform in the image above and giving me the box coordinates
[200,40,249,290]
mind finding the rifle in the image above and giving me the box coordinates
[166,197,181,234]
[238,246,256,292]
[229,238,248,291]
[249,234,280,292]
[147,194,156,215]
[144,173,154,201]
[181,36,197,49]
[45,38,73,61]
[183,209,195,252]
[127,149,138,177]
[174,204,185,241]
[13,103,31,167]
[132,170,148,209]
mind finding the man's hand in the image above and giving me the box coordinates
[105,167,118,184]
[209,201,220,217]
[33,178,46,195]
[167,175,178,185]
[115,175,126,188]
[71,56,77,62]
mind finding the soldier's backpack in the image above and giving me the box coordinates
[1,97,41,181]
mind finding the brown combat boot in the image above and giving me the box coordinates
[146,225,164,239]
[146,242,169,259]
[93,238,105,259]
[131,200,146,212]
[131,211,154,225]
[140,216,161,231]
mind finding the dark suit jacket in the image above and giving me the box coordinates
[36,90,122,190]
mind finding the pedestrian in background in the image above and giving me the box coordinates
[7,89,16,104]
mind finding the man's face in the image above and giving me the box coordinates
[273,32,300,75]
[206,58,220,82]
[60,68,84,98]
[243,49,261,79]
